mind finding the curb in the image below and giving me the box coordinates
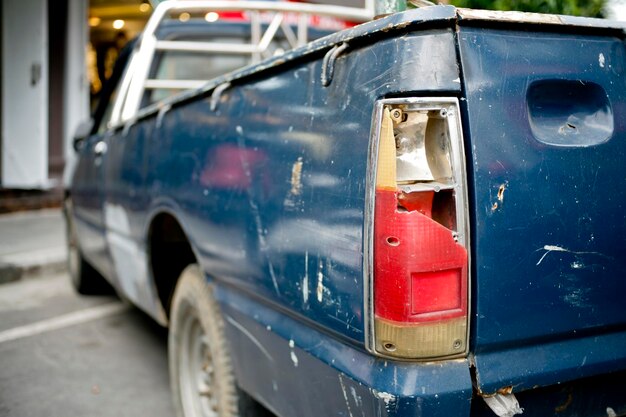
[0,248,68,284]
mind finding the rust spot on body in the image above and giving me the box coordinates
[497,386,513,395]
[497,184,506,203]
[555,393,573,413]
[289,157,304,196]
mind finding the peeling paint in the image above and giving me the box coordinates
[339,375,355,417]
[350,386,363,408]
[316,258,325,303]
[372,389,396,405]
[458,8,563,25]
[284,157,305,210]
[290,351,299,367]
[302,251,309,304]
[289,157,304,196]
[483,393,523,417]
[104,203,147,305]
[599,53,606,68]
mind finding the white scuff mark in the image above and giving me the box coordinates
[599,53,606,68]
[373,390,396,405]
[536,244,609,266]
[104,203,147,304]
[236,125,243,135]
[266,325,272,331]
[536,245,568,265]
[607,407,617,417]
[268,261,280,296]
[483,393,523,417]
[239,138,280,296]
[339,375,355,417]
[393,367,398,389]
[316,258,324,303]
[288,339,298,367]
[570,261,584,269]
[563,288,589,308]
[290,351,299,367]
[453,77,461,83]
[225,316,274,362]
[350,386,363,408]
[302,251,309,304]
[289,157,304,196]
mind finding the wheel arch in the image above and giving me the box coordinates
[147,209,198,321]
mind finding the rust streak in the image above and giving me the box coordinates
[555,393,573,413]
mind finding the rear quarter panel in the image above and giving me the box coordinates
[145,27,472,417]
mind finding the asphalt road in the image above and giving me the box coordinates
[0,273,175,417]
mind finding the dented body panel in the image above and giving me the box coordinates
[69,5,626,417]
[458,27,626,397]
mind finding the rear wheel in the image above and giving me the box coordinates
[169,265,241,417]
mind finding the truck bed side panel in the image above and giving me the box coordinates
[148,28,471,417]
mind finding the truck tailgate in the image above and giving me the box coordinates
[458,26,626,396]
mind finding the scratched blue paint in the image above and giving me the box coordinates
[458,27,626,394]
[69,8,626,416]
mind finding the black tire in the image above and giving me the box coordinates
[64,199,113,295]
[169,264,247,417]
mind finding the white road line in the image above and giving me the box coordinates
[0,302,130,344]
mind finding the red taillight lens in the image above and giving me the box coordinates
[368,101,469,360]
[411,269,462,315]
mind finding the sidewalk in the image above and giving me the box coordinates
[0,209,67,284]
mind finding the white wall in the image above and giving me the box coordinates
[1,0,49,189]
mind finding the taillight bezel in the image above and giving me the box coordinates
[363,97,471,361]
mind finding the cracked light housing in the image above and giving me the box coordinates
[367,99,470,360]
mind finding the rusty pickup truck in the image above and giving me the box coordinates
[66,2,626,417]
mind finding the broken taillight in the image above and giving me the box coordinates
[365,99,470,360]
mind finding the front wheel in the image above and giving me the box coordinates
[169,265,241,417]
[64,198,112,295]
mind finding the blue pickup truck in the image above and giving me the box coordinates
[66,2,626,417]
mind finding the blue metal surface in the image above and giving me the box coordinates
[139,27,465,415]
[71,20,467,415]
[217,283,473,417]
[69,7,626,416]
[458,27,626,393]
[145,28,460,341]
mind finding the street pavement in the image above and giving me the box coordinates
[0,272,175,417]
[0,209,67,283]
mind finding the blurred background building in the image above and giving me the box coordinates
[0,0,363,207]
[0,0,622,210]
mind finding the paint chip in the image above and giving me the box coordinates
[290,351,299,367]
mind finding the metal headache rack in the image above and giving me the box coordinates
[112,1,373,125]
